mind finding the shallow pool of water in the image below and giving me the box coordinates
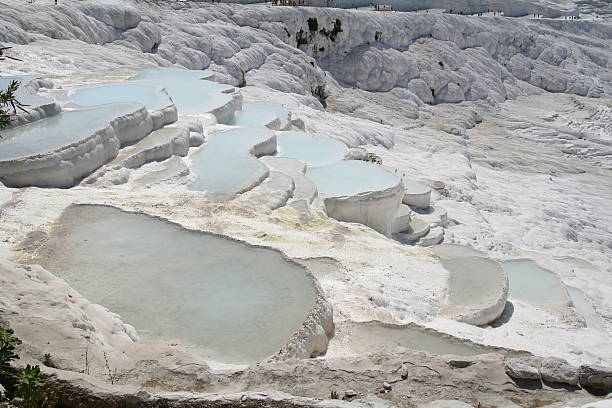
[0,103,142,160]
[307,160,399,197]
[345,322,494,356]
[130,69,233,116]
[502,259,569,309]
[443,256,506,306]
[231,102,290,128]
[403,180,431,195]
[69,83,172,111]
[31,205,316,364]
[276,131,347,167]
[189,127,275,199]
[567,287,605,331]
[431,245,506,307]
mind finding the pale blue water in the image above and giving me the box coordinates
[348,322,493,356]
[0,103,142,160]
[130,69,233,115]
[443,256,506,306]
[190,127,275,198]
[403,180,430,195]
[503,259,568,309]
[432,245,506,307]
[32,205,316,364]
[277,131,347,167]
[307,160,399,197]
[232,102,290,128]
[567,287,605,331]
[69,83,172,111]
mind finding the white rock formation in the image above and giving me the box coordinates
[0,1,611,406]
[322,181,404,236]
[0,104,153,188]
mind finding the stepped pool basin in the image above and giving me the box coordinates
[190,127,276,199]
[69,83,172,111]
[129,69,236,120]
[231,102,290,129]
[307,160,403,236]
[443,257,506,307]
[277,131,348,167]
[503,259,570,310]
[567,287,605,331]
[432,245,508,326]
[30,205,318,364]
[402,179,432,209]
[334,322,498,356]
[0,103,142,161]
[307,160,399,197]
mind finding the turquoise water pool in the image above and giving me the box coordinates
[69,83,172,111]
[307,160,399,197]
[190,127,275,199]
[0,103,142,160]
[277,131,348,167]
[32,205,317,364]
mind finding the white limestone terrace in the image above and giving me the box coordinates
[0,67,245,188]
[232,5,611,102]
[307,160,404,236]
[402,179,432,209]
[66,81,178,130]
[235,0,589,19]
[130,69,242,124]
[2,0,609,111]
[20,204,333,365]
[189,126,277,200]
[276,130,349,167]
[82,121,204,187]
[231,101,292,129]
[0,0,611,404]
[432,245,509,326]
[0,102,152,188]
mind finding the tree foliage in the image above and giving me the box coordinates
[0,80,28,130]
[0,329,58,408]
[0,329,21,376]
[0,46,28,132]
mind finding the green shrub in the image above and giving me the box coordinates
[0,329,57,408]
[0,329,21,376]
[307,17,318,32]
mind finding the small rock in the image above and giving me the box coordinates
[432,181,446,190]
[344,390,358,398]
[382,381,392,391]
[579,364,612,394]
[135,390,152,400]
[448,359,475,369]
[540,357,579,385]
[291,118,305,130]
[399,363,409,379]
[505,358,540,380]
